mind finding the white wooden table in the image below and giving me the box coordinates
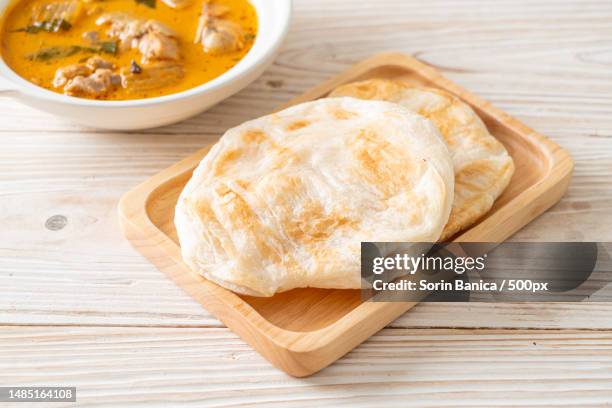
[2,0,612,405]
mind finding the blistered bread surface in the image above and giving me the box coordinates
[175,97,454,296]
[330,80,515,240]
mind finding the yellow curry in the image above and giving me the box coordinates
[0,0,257,100]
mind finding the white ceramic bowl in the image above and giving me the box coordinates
[0,0,291,130]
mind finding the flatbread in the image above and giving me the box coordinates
[175,97,454,296]
[330,79,515,240]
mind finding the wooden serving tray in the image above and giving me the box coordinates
[118,53,573,377]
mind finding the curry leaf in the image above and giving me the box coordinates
[27,45,90,61]
[98,41,118,55]
[14,18,72,34]
[27,41,117,61]
[135,0,156,8]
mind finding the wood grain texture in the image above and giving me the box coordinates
[118,53,573,376]
[1,327,612,407]
[1,0,611,400]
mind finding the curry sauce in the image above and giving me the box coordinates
[0,0,257,100]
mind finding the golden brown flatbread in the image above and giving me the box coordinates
[330,79,515,240]
[175,97,454,296]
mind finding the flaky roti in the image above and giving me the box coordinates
[175,97,454,296]
[330,79,515,240]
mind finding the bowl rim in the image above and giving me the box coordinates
[0,0,291,108]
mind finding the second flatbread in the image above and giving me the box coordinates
[330,79,515,240]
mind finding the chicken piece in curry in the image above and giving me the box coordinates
[0,0,257,100]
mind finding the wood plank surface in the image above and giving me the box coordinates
[1,0,612,403]
[2,0,611,329]
[1,327,611,407]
